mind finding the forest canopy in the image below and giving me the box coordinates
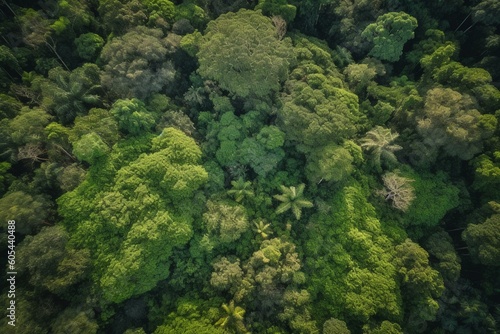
[1,0,499,333]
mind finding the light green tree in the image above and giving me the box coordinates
[204,200,249,244]
[305,144,354,184]
[227,178,254,203]
[215,300,248,333]
[72,132,109,164]
[417,87,496,160]
[274,184,313,220]
[198,9,294,99]
[253,220,273,239]
[110,98,156,136]
[360,126,402,171]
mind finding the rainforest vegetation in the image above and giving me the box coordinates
[1,0,500,333]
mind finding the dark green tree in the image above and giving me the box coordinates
[74,33,104,61]
[361,12,418,62]
[100,26,176,99]
[463,207,500,266]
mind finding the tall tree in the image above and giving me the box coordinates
[463,207,500,266]
[361,11,418,62]
[417,87,496,160]
[100,26,176,99]
[197,9,294,99]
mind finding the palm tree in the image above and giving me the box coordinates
[227,177,254,202]
[253,220,272,239]
[360,126,402,171]
[45,65,101,125]
[274,184,313,220]
[215,300,248,333]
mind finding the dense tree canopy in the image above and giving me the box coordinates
[197,9,294,99]
[1,1,499,333]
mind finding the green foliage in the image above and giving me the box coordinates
[402,170,459,233]
[323,318,351,334]
[472,0,500,25]
[204,200,249,244]
[51,307,98,334]
[362,12,418,62]
[155,318,224,334]
[175,1,207,29]
[198,9,294,99]
[143,0,175,24]
[425,231,461,283]
[363,321,403,334]
[97,0,147,34]
[180,30,202,57]
[72,132,110,163]
[227,178,254,203]
[255,0,297,23]
[215,300,248,333]
[100,26,176,99]
[273,184,313,220]
[417,87,495,160]
[304,183,404,323]
[74,33,104,61]
[5,1,500,332]
[305,144,354,183]
[42,64,101,125]
[17,226,91,295]
[395,239,444,330]
[360,126,402,172]
[0,191,51,235]
[58,128,207,303]
[0,162,13,196]
[472,153,500,201]
[278,35,362,151]
[463,210,500,266]
[9,107,52,145]
[253,220,273,239]
[70,108,120,146]
[111,98,156,136]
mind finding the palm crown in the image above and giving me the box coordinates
[360,126,402,171]
[274,184,314,220]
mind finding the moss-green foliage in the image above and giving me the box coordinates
[304,182,404,325]
[174,1,207,29]
[58,128,207,303]
[278,34,363,152]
